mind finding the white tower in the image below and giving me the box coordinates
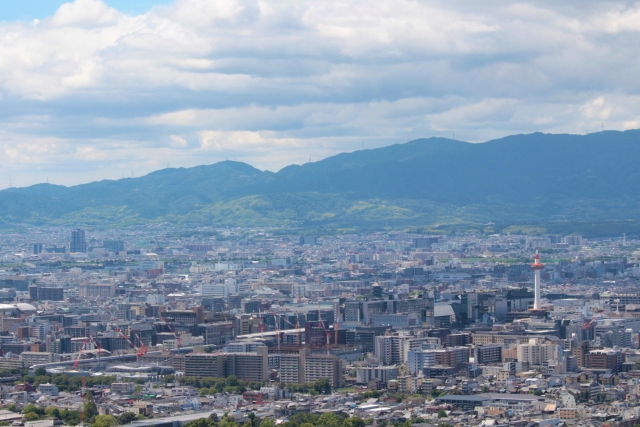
[531,250,545,310]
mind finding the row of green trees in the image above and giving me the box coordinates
[17,371,119,393]
[175,375,264,395]
[284,378,331,395]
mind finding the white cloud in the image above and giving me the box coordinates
[0,0,639,187]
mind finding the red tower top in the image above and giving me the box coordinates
[530,250,545,270]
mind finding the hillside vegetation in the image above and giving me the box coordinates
[2,130,640,235]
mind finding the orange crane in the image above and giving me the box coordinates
[132,330,149,357]
[73,337,91,368]
[114,325,148,357]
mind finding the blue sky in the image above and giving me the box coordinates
[0,0,639,189]
[0,1,172,21]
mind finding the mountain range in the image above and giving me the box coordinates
[2,130,640,235]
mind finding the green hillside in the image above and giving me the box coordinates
[2,130,640,235]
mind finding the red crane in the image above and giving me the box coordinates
[113,325,148,357]
[73,337,91,368]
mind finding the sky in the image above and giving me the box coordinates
[1,0,640,188]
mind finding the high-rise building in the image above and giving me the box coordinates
[301,349,342,388]
[70,229,87,253]
[33,243,43,254]
[279,353,304,384]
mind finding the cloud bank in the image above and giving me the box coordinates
[1,0,640,187]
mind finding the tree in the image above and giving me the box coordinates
[247,413,258,427]
[35,367,47,376]
[209,413,220,423]
[118,412,138,425]
[312,378,331,395]
[437,409,447,419]
[184,419,210,427]
[6,404,18,413]
[134,385,143,394]
[343,417,365,427]
[317,413,343,427]
[219,414,240,427]
[92,414,118,427]
[45,406,60,419]
[23,413,39,422]
[60,409,81,425]
[83,391,99,422]
[23,404,44,416]
[260,419,275,427]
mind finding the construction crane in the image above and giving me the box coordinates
[73,337,91,368]
[585,314,604,329]
[113,325,148,357]
[131,329,149,357]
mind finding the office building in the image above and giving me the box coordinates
[79,281,116,298]
[184,347,268,381]
[70,229,87,253]
[473,344,502,364]
[586,349,623,373]
[29,285,64,302]
[184,353,228,378]
[279,353,304,384]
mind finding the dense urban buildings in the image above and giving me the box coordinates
[0,226,638,425]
